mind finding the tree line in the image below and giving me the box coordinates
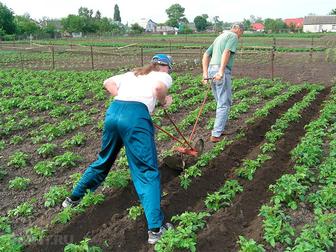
[1,2,336,40]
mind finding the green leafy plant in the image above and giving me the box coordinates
[64,238,102,252]
[103,169,130,189]
[52,207,76,225]
[8,177,31,190]
[0,234,23,252]
[8,199,36,218]
[155,211,209,252]
[25,226,47,242]
[7,151,29,168]
[34,161,56,176]
[9,136,24,145]
[0,140,5,151]
[77,191,105,209]
[62,132,86,148]
[205,180,243,211]
[0,216,11,234]
[53,152,81,169]
[259,205,295,247]
[127,205,144,220]
[43,186,69,208]
[67,172,82,188]
[37,143,57,158]
[237,236,265,252]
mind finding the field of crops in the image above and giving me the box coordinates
[0,66,335,252]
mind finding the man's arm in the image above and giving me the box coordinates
[202,52,211,79]
[214,49,231,80]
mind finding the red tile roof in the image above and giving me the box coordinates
[251,23,264,31]
[284,18,304,28]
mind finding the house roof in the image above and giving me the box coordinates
[251,23,264,30]
[304,16,336,25]
[284,18,304,28]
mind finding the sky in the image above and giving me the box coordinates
[1,0,335,24]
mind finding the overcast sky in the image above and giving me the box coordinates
[1,0,335,24]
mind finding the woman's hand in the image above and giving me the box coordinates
[162,95,173,108]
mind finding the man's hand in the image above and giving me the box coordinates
[214,72,223,81]
[202,73,209,84]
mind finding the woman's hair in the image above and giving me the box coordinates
[132,62,161,76]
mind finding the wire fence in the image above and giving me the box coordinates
[0,37,335,82]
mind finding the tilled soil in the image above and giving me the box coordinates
[25,88,311,251]
[196,87,330,252]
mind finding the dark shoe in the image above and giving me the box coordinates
[148,223,173,244]
[210,136,222,143]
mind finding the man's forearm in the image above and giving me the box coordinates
[202,52,210,77]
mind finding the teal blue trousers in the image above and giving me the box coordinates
[72,100,164,229]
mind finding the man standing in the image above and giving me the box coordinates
[202,23,244,143]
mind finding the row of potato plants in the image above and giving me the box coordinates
[254,86,336,251]
[0,73,215,248]
[32,77,275,249]
[179,83,306,189]
[154,84,321,252]
[236,84,323,180]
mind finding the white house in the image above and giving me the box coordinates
[156,25,176,34]
[138,18,157,32]
[303,16,336,32]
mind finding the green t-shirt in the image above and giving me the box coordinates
[206,31,238,70]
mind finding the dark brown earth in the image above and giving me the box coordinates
[24,87,316,251]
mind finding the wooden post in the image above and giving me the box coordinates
[199,47,203,63]
[140,47,144,66]
[271,48,275,81]
[51,46,55,70]
[90,46,94,69]
[20,52,24,70]
[309,36,314,61]
[169,39,172,54]
[271,37,276,81]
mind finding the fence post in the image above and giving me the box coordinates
[169,39,172,54]
[20,52,24,70]
[90,46,94,70]
[140,47,144,66]
[51,46,55,70]
[271,37,276,81]
[309,36,314,61]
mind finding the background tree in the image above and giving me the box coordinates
[15,14,39,36]
[213,16,224,32]
[78,7,97,33]
[194,15,207,32]
[61,14,84,33]
[242,18,251,31]
[166,4,186,28]
[95,10,101,20]
[264,18,286,33]
[130,23,144,34]
[330,8,336,15]
[114,4,121,22]
[41,19,57,38]
[0,2,16,34]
